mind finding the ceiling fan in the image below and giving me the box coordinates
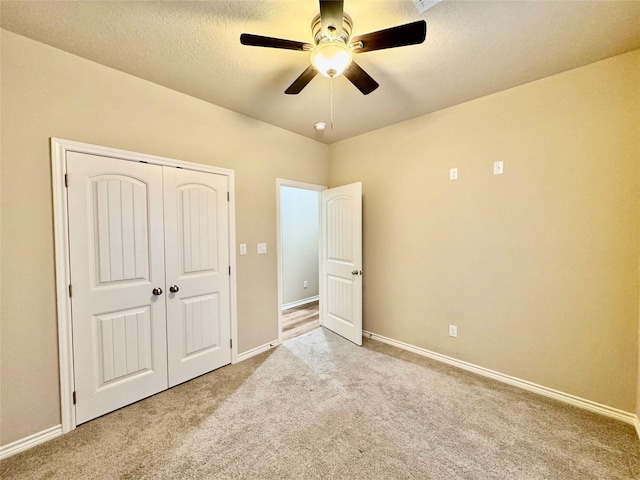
[240,0,427,95]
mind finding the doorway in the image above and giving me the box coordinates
[276,179,326,342]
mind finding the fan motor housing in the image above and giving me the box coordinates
[311,13,352,45]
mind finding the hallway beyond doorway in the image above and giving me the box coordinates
[282,301,319,341]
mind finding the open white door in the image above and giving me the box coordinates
[321,182,363,345]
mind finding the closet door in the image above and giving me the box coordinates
[67,152,169,425]
[163,167,231,387]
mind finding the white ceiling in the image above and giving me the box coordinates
[2,1,640,144]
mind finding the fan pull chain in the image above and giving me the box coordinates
[330,76,334,130]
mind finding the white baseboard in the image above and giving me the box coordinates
[0,425,62,460]
[363,330,636,426]
[635,415,640,441]
[236,340,280,363]
[281,296,319,311]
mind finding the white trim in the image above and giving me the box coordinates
[52,138,236,175]
[281,295,320,311]
[227,172,239,364]
[236,340,280,363]
[635,415,640,441]
[275,179,326,344]
[51,137,239,433]
[0,425,62,460]
[51,139,77,433]
[363,330,636,426]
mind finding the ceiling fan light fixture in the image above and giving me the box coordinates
[310,41,353,78]
[241,2,427,95]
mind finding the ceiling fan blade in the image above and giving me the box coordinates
[351,20,427,53]
[319,0,344,35]
[285,65,319,94]
[343,61,379,95]
[240,33,312,51]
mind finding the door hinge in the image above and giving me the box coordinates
[229,266,231,276]
[227,191,230,202]
[64,174,69,188]
[230,338,232,348]
[72,391,77,405]
[68,284,72,297]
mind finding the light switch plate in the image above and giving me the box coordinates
[450,168,458,180]
[493,161,504,175]
[257,243,267,254]
[239,244,247,255]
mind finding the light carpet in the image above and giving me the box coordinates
[2,328,639,479]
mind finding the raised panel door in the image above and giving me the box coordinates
[321,183,363,345]
[67,152,168,424]
[163,168,231,387]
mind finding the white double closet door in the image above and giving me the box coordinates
[67,152,231,424]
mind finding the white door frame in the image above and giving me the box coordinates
[276,179,326,343]
[51,138,239,433]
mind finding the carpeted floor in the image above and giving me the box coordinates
[2,327,639,479]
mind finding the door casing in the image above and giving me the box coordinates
[51,138,238,433]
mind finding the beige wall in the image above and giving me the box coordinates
[2,27,639,449]
[0,30,328,445]
[329,50,640,412]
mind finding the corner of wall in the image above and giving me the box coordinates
[637,148,640,442]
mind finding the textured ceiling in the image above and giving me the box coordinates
[2,1,640,144]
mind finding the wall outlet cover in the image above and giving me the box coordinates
[257,243,267,254]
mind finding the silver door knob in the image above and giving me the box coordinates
[169,285,179,293]
[152,287,163,296]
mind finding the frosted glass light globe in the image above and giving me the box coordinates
[310,41,353,78]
